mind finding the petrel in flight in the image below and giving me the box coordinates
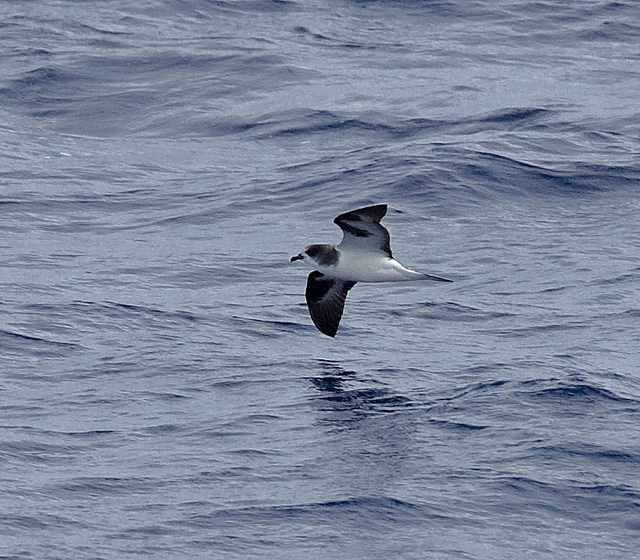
[291,204,451,337]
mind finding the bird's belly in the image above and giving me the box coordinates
[319,255,419,282]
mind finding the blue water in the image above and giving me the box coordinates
[2,1,639,558]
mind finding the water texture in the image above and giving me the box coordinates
[1,1,639,558]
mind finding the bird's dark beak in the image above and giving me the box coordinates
[290,254,303,262]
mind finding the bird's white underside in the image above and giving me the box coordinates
[311,248,424,283]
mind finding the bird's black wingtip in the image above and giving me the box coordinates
[334,203,388,225]
[317,324,338,337]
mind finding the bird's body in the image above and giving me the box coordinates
[291,204,451,337]
[308,246,426,283]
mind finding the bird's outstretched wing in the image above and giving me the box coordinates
[305,271,357,337]
[334,204,392,258]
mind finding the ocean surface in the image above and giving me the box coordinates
[1,1,639,558]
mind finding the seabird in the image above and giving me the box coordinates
[291,204,451,337]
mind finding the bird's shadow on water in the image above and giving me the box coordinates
[308,359,415,422]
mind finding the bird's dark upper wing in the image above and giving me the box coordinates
[334,204,392,258]
[305,271,357,337]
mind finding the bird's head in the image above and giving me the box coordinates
[291,246,317,264]
[290,244,338,268]
[290,250,306,263]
